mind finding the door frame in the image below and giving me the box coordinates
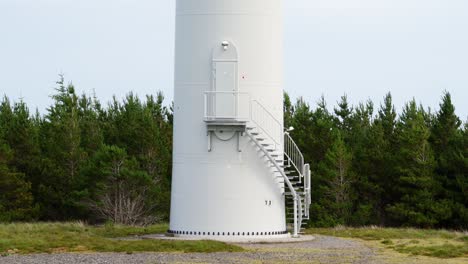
[211,41,239,120]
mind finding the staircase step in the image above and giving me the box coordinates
[270,164,284,168]
[285,203,307,206]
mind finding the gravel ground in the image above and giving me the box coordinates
[0,235,381,264]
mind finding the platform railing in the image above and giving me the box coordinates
[203,91,250,122]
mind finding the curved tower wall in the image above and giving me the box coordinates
[170,0,285,237]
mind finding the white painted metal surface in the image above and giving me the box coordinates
[170,0,286,237]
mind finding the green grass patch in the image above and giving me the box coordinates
[94,222,169,238]
[381,239,393,245]
[0,222,243,254]
[395,243,468,258]
[306,227,468,259]
[305,226,461,240]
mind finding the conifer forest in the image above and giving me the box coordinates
[0,76,466,229]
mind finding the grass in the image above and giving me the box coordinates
[0,222,243,255]
[306,226,468,259]
[2,222,466,260]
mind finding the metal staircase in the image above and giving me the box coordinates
[204,92,311,237]
[246,102,311,237]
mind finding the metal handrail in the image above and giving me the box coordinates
[284,132,305,182]
[251,100,282,150]
[246,131,300,237]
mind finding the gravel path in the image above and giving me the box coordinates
[0,236,381,264]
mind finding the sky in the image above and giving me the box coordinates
[0,0,467,118]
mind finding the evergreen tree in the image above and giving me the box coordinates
[293,97,339,226]
[38,76,86,219]
[0,98,41,204]
[141,93,173,217]
[303,96,336,164]
[387,101,449,227]
[284,92,294,130]
[289,97,314,162]
[86,145,159,225]
[78,92,103,155]
[312,132,354,226]
[462,120,468,197]
[0,141,37,221]
[377,93,397,136]
[370,93,398,224]
[345,100,382,225]
[334,94,353,135]
[100,92,173,218]
[430,92,466,227]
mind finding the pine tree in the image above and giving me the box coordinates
[38,76,85,219]
[312,132,354,226]
[0,141,37,222]
[0,98,41,202]
[289,97,315,163]
[284,92,294,130]
[295,97,339,226]
[370,93,398,225]
[86,145,158,225]
[100,92,173,219]
[345,99,383,225]
[378,93,397,136]
[387,100,449,227]
[458,121,468,227]
[334,94,353,135]
[430,92,466,228]
[78,93,103,155]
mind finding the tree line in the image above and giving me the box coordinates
[285,92,467,229]
[0,76,466,229]
[0,76,172,224]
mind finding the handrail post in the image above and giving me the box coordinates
[293,195,298,237]
[304,164,309,218]
[308,166,311,212]
[298,194,303,234]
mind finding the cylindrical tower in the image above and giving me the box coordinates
[170,0,285,238]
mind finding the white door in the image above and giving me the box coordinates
[215,61,237,119]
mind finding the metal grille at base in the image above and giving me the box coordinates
[168,230,288,236]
